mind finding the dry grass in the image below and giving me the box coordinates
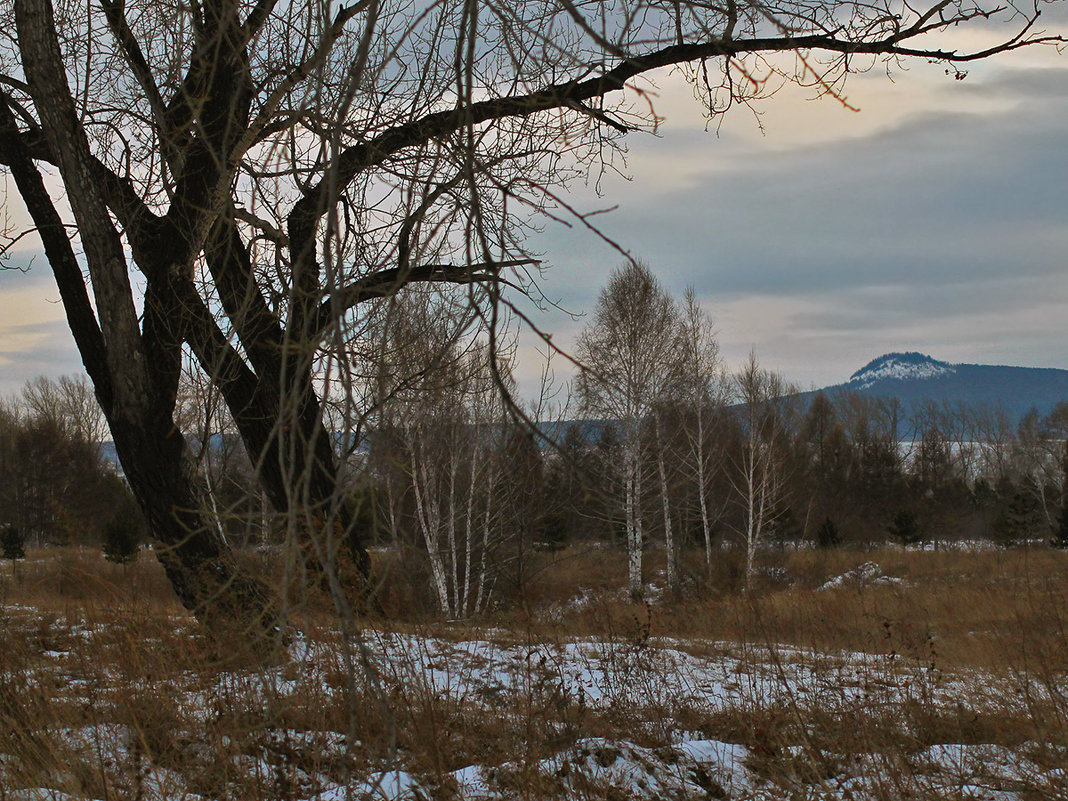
[1,544,1067,799]
[511,544,1068,674]
[4,542,1068,673]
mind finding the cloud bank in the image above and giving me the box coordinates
[516,59,1068,394]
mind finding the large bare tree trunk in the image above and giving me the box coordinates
[6,3,282,642]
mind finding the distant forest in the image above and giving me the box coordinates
[2,374,1066,563]
[3,269,1067,615]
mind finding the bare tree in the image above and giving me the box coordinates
[678,288,727,574]
[576,260,681,596]
[0,0,1060,630]
[371,293,518,617]
[21,375,108,456]
[0,380,121,546]
[964,404,1016,481]
[1014,408,1064,533]
[730,352,796,588]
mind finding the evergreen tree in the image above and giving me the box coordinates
[770,505,804,551]
[992,477,1043,548]
[1,525,26,562]
[102,514,140,565]
[1053,506,1068,550]
[101,487,144,565]
[888,510,922,547]
[816,517,841,549]
[349,486,386,547]
[1053,441,1068,549]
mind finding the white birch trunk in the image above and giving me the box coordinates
[696,411,712,571]
[474,455,496,615]
[743,430,759,591]
[411,432,452,615]
[462,441,480,617]
[655,415,675,588]
[446,447,458,615]
[206,473,228,546]
[625,436,643,596]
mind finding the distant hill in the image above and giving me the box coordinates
[807,352,1068,426]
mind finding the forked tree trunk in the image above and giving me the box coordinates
[1,27,285,643]
[117,427,280,638]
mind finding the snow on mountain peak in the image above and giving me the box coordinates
[848,352,956,389]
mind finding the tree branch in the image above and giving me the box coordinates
[99,0,173,161]
[16,0,149,414]
[291,16,1065,251]
[312,258,538,334]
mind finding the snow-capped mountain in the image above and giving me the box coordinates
[848,352,957,389]
[807,352,1068,424]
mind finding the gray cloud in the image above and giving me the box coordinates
[0,319,84,397]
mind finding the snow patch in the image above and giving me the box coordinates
[818,562,904,591]
[324,737,755,800]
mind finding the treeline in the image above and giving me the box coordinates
[5,267,1067,612]
[0,376,143,557]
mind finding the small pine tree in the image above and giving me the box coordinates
[770,506,804,551]
[538,509,570,550]
[815,517,841,549]
[971,478,997,511]
[1054,508,1068,550]
[888,510,922,547]
[102,513,140,565]
[992,478,1043,548]
[1,525,26,561]
[349,486,385,545]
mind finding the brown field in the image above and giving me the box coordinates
[1,545,1066,799]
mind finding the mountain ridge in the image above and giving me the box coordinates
[810,351,1068,424]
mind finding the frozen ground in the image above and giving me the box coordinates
[2,596,1067,801]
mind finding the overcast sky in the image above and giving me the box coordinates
[1,25,1066,401]
[511,42,1068,398]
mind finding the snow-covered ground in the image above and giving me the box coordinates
[2,596,1066,801]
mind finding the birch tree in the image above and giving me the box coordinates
[400,352,514,618]
[730,352,796,588]
[678,289,727,573]
[372,295,515,617]
[576,261,681,596]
